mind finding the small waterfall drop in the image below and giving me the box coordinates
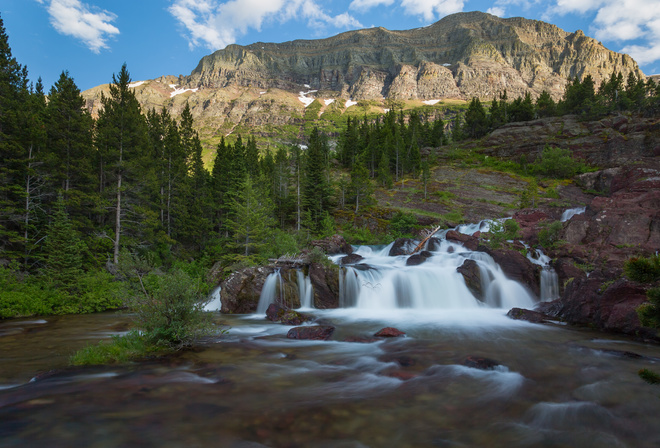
[256,269,284,314]
[561,206,586,222]
[297,269,314,309]
[204,286,222,311]
[527,248,560,301]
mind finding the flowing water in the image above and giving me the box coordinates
[1,223,660,447]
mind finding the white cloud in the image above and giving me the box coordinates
[37,0,119,53]
[549,0,660,66]
[487,6,506,17]
[169,0,363,51]
[349,0,395,12]
[400,0,465,22]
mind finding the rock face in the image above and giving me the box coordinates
[187,12,641,102]
[479,245,541,297]
[457,259,484,302]
[82,13,644,157]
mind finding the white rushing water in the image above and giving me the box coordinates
[338,240,537,311]
[561,206,586,222]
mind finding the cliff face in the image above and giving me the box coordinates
[184,12,643,101]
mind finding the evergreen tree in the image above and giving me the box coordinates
[421,159,430,200]
[226,176,274,256]
[211,137,232,235]
[95,64,150,264]
[349,153,372,213]
[463,97,489,138]
[302,128,330,231]
[535,90,556,118]
[43,193,84,288]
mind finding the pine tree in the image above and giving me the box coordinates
[95,64,150,265]
[464,97,489,138]
[0,14,31,261]
[349,153,372,213]
[43,193,84,288]
[302,128,330,231]
[226,176,274,256]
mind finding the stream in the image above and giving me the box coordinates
[2,229,660,447]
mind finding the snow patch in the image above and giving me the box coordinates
[298,90,318,108]
[442,63,451,67]
[383,108,390,113]
[170,87,199,98]
[128,81,145,88]
[345,100,358,108]
[324,99,335,106]
[260,91,267,95]
[304,84,311,89]
[169,84,177,89]
[423,99,441,105]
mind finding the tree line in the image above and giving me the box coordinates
[458,72,660,139]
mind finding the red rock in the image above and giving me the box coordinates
[286,325,335,340]
[462,356,499,370]
[445,230,479,251]
[375,327,406,337]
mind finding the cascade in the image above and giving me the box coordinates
[337,238,536,310]
[256,269,284,314]
[297,269,314,309]
[561,206,586,222]
[204,286,222,311]
[526,248,560,301]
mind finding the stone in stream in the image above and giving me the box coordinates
[339,253,364,265]
[406,251,433,266]
[375,327,406,337]
[462,355,500,370]
[265,303,313,325]
[286,325,335,340]
[506,307,552,324]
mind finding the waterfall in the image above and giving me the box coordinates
[561,206,586,222]
[526,248,560,302]
[204,286,222,312]
[336,242,536,310]
[256,269,284,314]
[297,269,314,309]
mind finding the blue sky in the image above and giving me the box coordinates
[1,0,659,92]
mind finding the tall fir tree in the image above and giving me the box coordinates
[43,193,84,289]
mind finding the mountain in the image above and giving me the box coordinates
[82,11,644,155]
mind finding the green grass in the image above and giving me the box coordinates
[70,331,160,366]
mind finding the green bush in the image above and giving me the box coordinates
[624,255,660,283]
[637,287,660,329]
[487,219,521,248]
[532,145,588,179]
[538,220,565,249]
[389,211,418,238]
[638,368,660,385]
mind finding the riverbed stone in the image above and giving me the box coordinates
[462,356,500,370]
[339,253,364,265]
[287,325,335,340]
[375,327,406,337]
[506,307,551,323]
[457,259,484,301]
[389,238,415,256]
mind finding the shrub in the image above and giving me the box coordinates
[638,368,660,385]
[624,255,660,283]
[70,331,155,366]
[389,211,418,238]
[487,219,521,248]
[538,221,565,249]
[637,287,660,329]
[532,145,588,179]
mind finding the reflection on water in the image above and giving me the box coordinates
[1,311,660,447]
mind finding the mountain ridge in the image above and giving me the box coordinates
[82,11,645,155]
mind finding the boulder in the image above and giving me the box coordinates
[462,356,500,370]
[506,307,551,323]
[265,303,287,322]
[406,251,433,266]
[457,259,484,301]
[310,235,353,255]
[266,304,313,325]
[445,230,479,251]
[389,238,415,256]
[426,237,443,251]
[308,263,340,309]
[375,327,406,337]
[220,266,276,314]
[287,325,335,340]
[340,253,364,265]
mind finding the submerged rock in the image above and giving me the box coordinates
[287,325,335,340]
[266,304,313,325]
[389,238,415,256]
[506,307,551,323]
[462,356,500,370]
[375,327,406,337]
[340,253,364,265]
[406,251,432,266]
